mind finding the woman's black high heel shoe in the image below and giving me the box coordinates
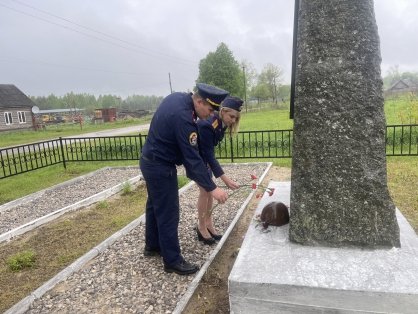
[207,229,222,241]
[195,227,216,245]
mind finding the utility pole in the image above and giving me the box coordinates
[168,72,173,93]
[242,65,247,113]
[290,0,300,119]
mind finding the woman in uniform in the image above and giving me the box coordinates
[195,96,243,245]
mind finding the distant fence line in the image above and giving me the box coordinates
[1,124,417,179]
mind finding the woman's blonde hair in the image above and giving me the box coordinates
[220,107,240,136]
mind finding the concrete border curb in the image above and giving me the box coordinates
[0,167,141,243]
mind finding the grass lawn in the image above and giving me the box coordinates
[387,157,418,231]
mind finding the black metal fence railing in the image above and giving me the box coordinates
[0,139,63,179]
[215,129,293,161]
[1,124,417,179]
[61,136,142,163]
[385,124,418,156]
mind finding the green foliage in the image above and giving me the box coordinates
[178,175,190,189]
[256,63,284,104]
[7,250,36,272]
[30,93,163,114]
[241,60,258,98]
[251,83,270,102]
[197,43,243,97]
[121,181,133,195]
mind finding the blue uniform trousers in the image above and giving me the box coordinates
[140,157,182,266]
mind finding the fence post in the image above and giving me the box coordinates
[230,136,234,163]
[139,133,143,153]
[59,137,67,169]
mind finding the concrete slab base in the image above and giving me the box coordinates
[228,182,418,314]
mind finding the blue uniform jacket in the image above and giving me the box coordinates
[141,92,217,192]
[197,113,227,178]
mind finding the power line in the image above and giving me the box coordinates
[0,1,197,66]
[0,55,158,76]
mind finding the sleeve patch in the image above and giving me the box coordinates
[189,132,198,146]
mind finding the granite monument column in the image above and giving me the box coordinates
[289,0,400,247]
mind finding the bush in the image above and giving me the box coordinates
[7,250,36,272]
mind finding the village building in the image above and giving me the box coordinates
[0,84,36,132]
[385,79,418,97]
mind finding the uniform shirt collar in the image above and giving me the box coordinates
[187,93,197,122]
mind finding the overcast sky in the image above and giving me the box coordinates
[1,0,417,98]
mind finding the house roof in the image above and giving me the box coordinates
[388,79,418,91]
[0,84,36,109]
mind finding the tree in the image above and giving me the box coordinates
[251,83,270,104]
[258,63,284,104]
[197,43,242,96]
[241,60,258,102]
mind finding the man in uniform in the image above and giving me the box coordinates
[140,83,229,276]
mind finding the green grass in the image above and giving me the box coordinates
[0,116,152,148]
[239,109,293,131]
[6,250,36,272]
[387,157,418,232]
[385,94,418,125]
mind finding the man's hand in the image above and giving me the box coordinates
[210,187,228,204]
[221,175,240,190]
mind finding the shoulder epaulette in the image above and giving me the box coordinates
[211,119,219,129]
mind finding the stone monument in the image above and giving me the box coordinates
[229,2,418,313]
[289,0,400,248]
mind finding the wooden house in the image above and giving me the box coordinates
[0,85,36,132]
[385,79,418,96]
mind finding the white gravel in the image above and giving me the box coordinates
[4,163,270,314]
[0,167,140,235]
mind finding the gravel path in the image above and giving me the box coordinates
[0,167,140,235]
[15,163,270,314]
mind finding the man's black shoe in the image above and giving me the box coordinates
[164,260,199,276]
[143,246,161,257]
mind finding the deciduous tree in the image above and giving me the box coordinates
[197,43,242,96]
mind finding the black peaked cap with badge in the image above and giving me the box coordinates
[222,96,244,112]
[196,83,229,110]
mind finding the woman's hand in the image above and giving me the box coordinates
[221,175,240,190]
[210,187,228,204]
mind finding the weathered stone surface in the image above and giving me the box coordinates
[289,0,400,247]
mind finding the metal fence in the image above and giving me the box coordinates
[1,124,417,179]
